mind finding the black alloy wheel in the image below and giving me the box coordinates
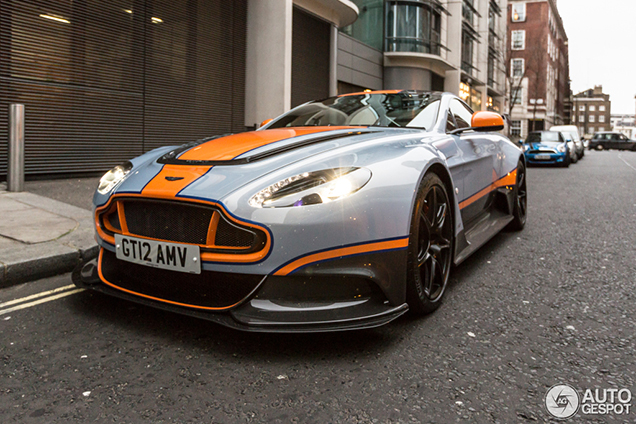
[506,159,527,231]
[406,173,454,314]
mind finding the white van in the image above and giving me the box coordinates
[550,125,585,159]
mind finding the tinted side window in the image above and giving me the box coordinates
[446,110,457,132]
[450,99,474,129]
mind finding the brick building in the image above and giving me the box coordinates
[507,0,571,140]
[572,86,612,138]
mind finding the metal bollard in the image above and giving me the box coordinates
[8,104,25,192]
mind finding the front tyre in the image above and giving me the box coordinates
[406,173,454,315]
[506,159,527,231]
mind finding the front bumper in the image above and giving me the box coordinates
[524,151,567,165]
[73,248,409,333]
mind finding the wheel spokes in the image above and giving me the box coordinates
[423,255,438,297]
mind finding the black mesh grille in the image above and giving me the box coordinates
[101,249,262,308]
[123,200,214,245]
[215,216,255,247]
[108,212,121,231]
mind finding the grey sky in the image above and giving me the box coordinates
[557,0,636,114]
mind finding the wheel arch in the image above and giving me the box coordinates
[414,162,461,264]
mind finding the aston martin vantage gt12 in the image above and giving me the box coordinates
[74,90,527,332]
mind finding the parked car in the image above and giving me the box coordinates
[73,91,527,332]
[550,125,585,158]
[522,131,572,167]
[589,132,636,151]
[560,132,579,164]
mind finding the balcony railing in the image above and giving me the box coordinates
[385,36,443,55]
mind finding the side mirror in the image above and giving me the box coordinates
[471,111,504,132]
[260,118,273,128]
[449,111,505,135]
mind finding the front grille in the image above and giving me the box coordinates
[529,149,556,154]
[124,200,213,245]
[101,249,263,308]
[215,216,255,247]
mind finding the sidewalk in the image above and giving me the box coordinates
[0,181,98,288]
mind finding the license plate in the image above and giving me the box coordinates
[534,154,551,160]
[115,234,201,274]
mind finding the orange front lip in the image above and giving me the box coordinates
[97,248,249,311]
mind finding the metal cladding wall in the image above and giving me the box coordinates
[0,0,246,179]
[291,7,330,108]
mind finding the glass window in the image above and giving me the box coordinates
[589,115,595,123]
[450,99,474,129]
[578,115,584,123]
[512,30,525,50]
[341,0,384,50]
[511,3,526,22]
[598,127,605,132]
[589,105,596,111]
[579,105,585,111]
[487,54,496,87]
[512,59,524,77]
[512,88,522,105]
[268,92,441,130]
[588,127,594,134]
[461,30,474,75]
[511,120,522,136]
[599,115,605,123]
[446,110,457,132]
[385,1,441,54]
[599,105,606,111]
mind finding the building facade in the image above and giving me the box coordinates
[572,86,611,138]
[610,114,636,139]
[0,0,514,180]
[340,0,509,113]
[0,0,358,179]
[506,0,570,140]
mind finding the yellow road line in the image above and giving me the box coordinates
[0,284,78,309]
[0,288,84,315]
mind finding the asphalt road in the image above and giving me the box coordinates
[2,150,635,423]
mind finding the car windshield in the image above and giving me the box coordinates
[267,92,441,130]
[526,132,560,143]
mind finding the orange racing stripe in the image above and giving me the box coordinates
[273,237,409,276]
[178,127,361,161]
[459,169,517,210]
[338,90,402,97]
[141,164,211,198]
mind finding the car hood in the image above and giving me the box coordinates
[106,126,423,205]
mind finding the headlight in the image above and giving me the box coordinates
[97,162,133,194]
[249,167,372,208]
[522,144,530,152]
[557,144,566,153]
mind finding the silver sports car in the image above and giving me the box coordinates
[74,90,527,332]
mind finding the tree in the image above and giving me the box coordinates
[506,31,546,136]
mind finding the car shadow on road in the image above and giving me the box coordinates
[65,230,517,360]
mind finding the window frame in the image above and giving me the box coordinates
[511,58,525,78]
[511,3,526,22]
[511,30,525,50]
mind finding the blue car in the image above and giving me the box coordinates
[522,131,571,167]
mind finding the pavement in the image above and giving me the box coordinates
[0,179,99,288]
